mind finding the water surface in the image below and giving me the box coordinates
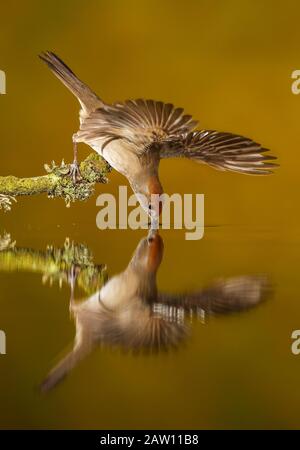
[0,225,298,429]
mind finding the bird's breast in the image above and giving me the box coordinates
[90,138,142,178]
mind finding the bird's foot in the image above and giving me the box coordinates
[69,161,82,183]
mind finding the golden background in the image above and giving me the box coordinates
[0,0,299,429]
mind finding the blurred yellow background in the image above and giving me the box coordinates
[0,0,298,229]
[0,0,300,430]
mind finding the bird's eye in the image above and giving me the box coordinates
[148,204,152,210]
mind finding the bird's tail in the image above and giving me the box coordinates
[40,341,91,393]
[39,51,105,112]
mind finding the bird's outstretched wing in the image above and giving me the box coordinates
[77,99,198,150]
[160,130,278,174]
[156,275,271,317]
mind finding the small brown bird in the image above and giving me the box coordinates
[39,52,277,218]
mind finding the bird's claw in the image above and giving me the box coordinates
[69,161,82,183]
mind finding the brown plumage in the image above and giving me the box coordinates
[39,51,278,215]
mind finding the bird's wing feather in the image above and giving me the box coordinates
[160,130,278,174]
[156,275,271,317]
[77,99,198,150]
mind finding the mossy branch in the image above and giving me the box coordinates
[0,153,111,211]
[0,233,108,295]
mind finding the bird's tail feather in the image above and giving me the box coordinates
[40,341,91,393]
[39,51,104,112]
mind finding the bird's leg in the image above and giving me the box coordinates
[69,135,82,182]
[68,264,79,313]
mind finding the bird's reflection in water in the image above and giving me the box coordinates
[42,231,271,392]
[0,232,272,392]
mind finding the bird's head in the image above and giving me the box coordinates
[131,230,164,274]
[132,174,163,220]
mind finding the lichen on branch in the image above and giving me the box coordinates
[0,153,111,210]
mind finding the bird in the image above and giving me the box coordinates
[40,230,271,392]
[39,51,278,219]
